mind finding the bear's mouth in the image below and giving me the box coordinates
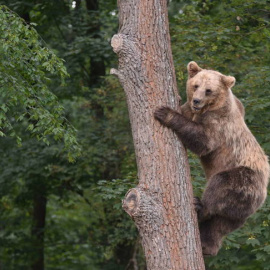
[193,106,202,112]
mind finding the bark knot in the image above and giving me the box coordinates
[122,188,139,216]
[111,34,141,63]
[123,188,163,234]
[111,34,123,53]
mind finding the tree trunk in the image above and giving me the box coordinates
[31,193,47,270]
[85,0,106,86]
[111,0,205,269]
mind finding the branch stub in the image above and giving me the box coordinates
[122,188,139,217]
[111,34,123,54]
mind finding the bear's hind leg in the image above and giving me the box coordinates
[197,166,264,256]
[202,166,264,221]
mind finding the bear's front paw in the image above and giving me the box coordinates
[154,106,174,126]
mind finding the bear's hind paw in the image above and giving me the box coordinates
[194,196,203,212]
[202,244,219,257]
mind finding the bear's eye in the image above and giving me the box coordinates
[206,89,212,95]
[194,85,199,90]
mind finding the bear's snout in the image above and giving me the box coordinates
[193,98,201,105]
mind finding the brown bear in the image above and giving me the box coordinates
[154,61,269,256]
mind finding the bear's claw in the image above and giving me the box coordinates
[154,106,173,125]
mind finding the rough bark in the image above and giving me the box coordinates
[111,0,205,269]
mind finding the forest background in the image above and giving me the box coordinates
[0,0,269,269]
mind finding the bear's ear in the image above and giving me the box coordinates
[187,61,202,78]
[221,75,236,89]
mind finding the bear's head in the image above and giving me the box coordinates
[186,61,235,114]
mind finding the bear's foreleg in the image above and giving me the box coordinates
[154,106,211,156]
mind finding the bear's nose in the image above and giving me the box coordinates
[193,98,201,105]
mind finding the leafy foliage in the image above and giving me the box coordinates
[0,5,80,161]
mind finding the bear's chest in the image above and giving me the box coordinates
[192,112,224,128]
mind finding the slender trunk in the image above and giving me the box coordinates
[85,0,106,85]
[31,193,47,270]
[19,10,47,270]
[111,0,205,269]
[84,0,105,119]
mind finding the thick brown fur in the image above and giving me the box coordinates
[154,61,269,256]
